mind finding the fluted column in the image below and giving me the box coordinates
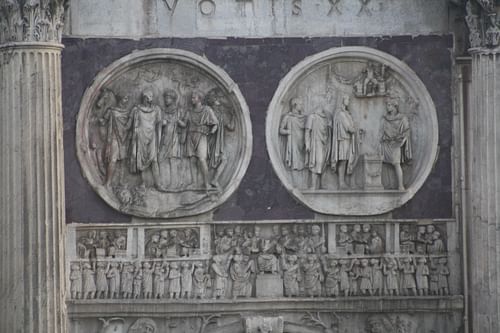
[0,1,68,332]
[467,47,500,333]
[465,2,500,332]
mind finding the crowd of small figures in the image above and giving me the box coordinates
[69,254,450,300]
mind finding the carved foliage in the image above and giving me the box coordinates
[466,0,500,48]
[0,0,68,44]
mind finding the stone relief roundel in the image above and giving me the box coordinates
[266,47,438,215]
[77,49,252,219]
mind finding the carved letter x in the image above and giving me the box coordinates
[328,0,342,16]
[357,0,372,17]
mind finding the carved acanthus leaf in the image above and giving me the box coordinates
[0,0,69,44]
[465,0,500,48]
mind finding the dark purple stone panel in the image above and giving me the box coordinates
[62,35,454,223]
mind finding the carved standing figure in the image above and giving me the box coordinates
[371,258,384,296]
[337,224,353,255]
[230,254,253,299]
[415,257,429,296]
[438,257,450,296]
[339,259,351,297]
[153,263,167,299]
[168,262,181,299]
[359,258,373,296]
[82,262,96,299]
[428,231,445,254]
[380,98,412,190]
[181,262,195,299]
[70,263,82,299]
[133,263,143,299]
[96,262,109,299]
[212,254,231,299]
[282,255,301,297]
[101,94,131,186]
[279,97,306,186]
[192,262,210,299]
[205,87,235,188]
[305,107,330,189]
[107,262,121,299]
[159,88,183,189]
[383,257,399,296]
[303,255,324,297]
[429,258,439,296]
[179,90,219,189]
[129,89,163,189]
[331,95,360,189]
[399,257,417,296]
[121,263,134,299]
[142,262,154,299]
[349,259,361,296]
[323,258,340,297]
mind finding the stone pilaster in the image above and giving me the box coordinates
[0,1,68,332]
[467,47,500,333]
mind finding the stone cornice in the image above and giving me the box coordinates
[465,0,500,49]
[0,0,69,45]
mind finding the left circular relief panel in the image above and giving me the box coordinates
[76,49,252,219]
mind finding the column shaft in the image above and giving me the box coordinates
[0,43,66,333]
[468,50,500,333]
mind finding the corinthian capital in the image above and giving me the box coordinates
[0,0,69,45]
[465,0,500,49]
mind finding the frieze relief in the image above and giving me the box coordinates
[76,49,252,219]
[71,311,463,333]
[266,47,438,215]
[67,221,457,301]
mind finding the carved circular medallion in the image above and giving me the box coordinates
[77,49,252,219]
[266,47,438,215]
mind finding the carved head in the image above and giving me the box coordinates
[205,87,224,107]
[432,231,441,240]
[330,259,338,267]
[288,255,298,264]
[362,224,371,233]
[185,228,192,237]
[386,98,399,114]
[366,316,386,333]
[361,258,369,267]
[341,95,350,110]
[118,95,129,107]
[254,226,261,237]
[339,224,348,233]
[71,263,80,270]
[371,231,379,238]
[181,262,190,269]
[142,90,154,104]
[191,91,203,105]
[151,234,160,242]
[281,225,289,236]
[143,262,151,269]
[163,89,178,106]
[170,229,178,238]
[417,257,426,264]
[289,97,303,114]
[370,258,379,265]
[225,228,234,237]
[353,224,361,232]
[258,321,273,333]
[297,225,306,236]
[417,226,426,234]
[311,225,321,235]
[170,262,178,269]
[234,225,242,235]
[426,225,435,234]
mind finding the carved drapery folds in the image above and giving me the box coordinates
[0,0,68,44]
[266,47,438,215]
[465,0,500,48]
[76,49,252,219]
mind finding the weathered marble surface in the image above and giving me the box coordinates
[266,47,438,215]
[76,48,252,219]
[62,35,454,223]
[65,0,451,38]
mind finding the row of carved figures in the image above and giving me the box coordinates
[69,254,450,300]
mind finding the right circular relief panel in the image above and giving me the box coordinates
[266,47,439,216]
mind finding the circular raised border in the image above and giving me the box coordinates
[76,48,253,219]
[266,46,439,216]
